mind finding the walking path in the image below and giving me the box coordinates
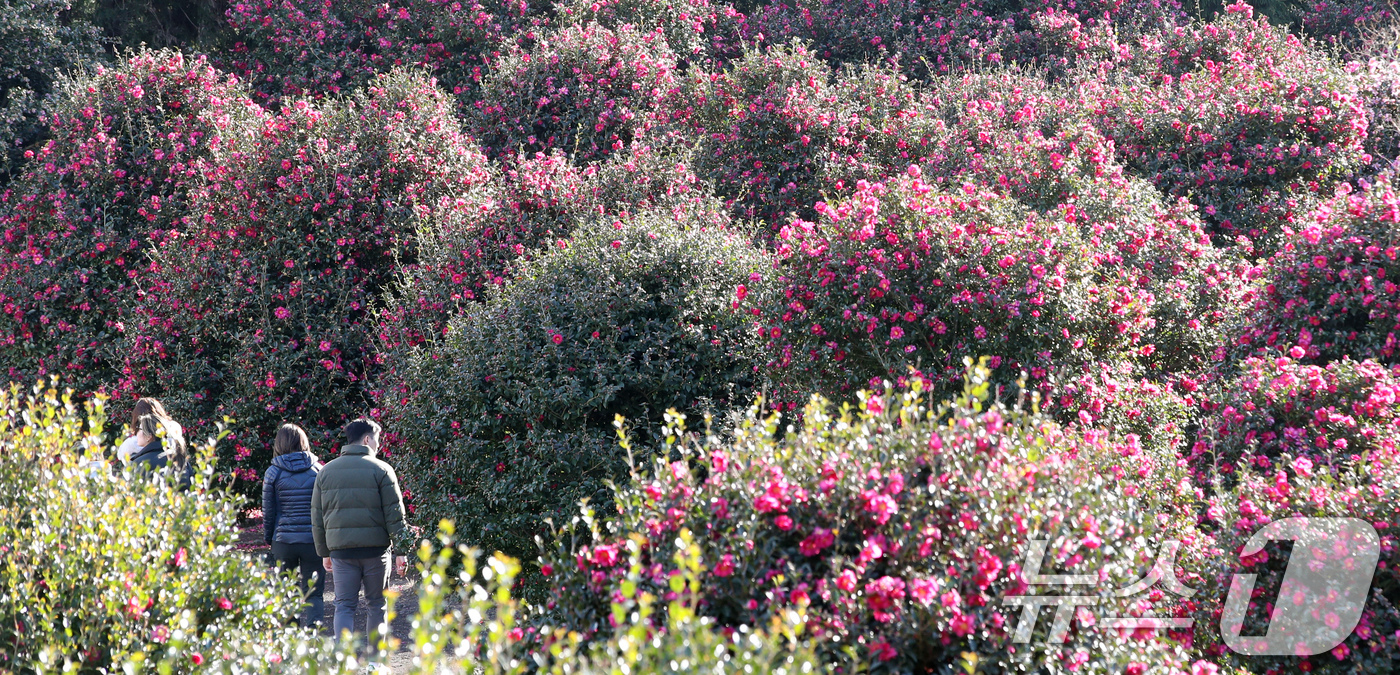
[238,521,424,672]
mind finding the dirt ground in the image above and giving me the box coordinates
[238,522,424,673]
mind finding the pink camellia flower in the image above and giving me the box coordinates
[191,653,204,665]
[1293,456,1314,477]
[273,306,291,320]
[889,326,904,340]
[862,489,898,524]
[541,564,553,577]
[949,611,976,636]
[736,284,748,300]
[864,576,906,622]
[865,395,884,415]
[551,333,563,345]
[713,554,735,577]
[836,569,859,592]
[799,528,835,556]
[774,515,794,530]
[591,544,618,567]
[319,340,332,351]
[909,577,938,606]
[870,640,897,661]
[216,597,233,610]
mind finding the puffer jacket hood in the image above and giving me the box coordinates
[264,451,323,545]
[273,450,316,474]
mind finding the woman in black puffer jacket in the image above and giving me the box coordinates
[262,423,325,628]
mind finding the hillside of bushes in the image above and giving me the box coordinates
[3,0,1400,671]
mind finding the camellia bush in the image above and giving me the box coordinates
[0,50,265,397]
[686,43,917,228]
[220,0,552,109]
[118,69,494,492]
[742,0,1183,79]
[380,212,772,568]
[1082,7,1370,254]
[757,159,1251,406]
[538,366,1208,672]
[469,22,682,164]
[1232,175,1400,365]
[1186,358,1400,672]
[1187,351,1400,485]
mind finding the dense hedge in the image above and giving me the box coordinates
[381,212,771,566]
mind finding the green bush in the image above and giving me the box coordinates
[0,0,103,182]
[0,382,314,670]
[379,211,772,570]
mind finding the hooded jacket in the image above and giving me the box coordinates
[263,450,322,545]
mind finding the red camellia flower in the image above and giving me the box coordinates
[713,554,735,577]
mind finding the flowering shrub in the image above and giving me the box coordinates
[0,50,264,395]
[540,369,1205,672]
[1187,353,1400,484]
[1301,0,1398,48]
[1351,24,1400,177]
[119,70,492,495]
[220,0,550,108]
[0,383,314,670]
[687,43,917,227]
[1190,413,1400,672]
[376,142,729,403]
[758,160,1251,405]
[0,0,103,182]
[1085,9,1369,255]
[380,213,771,568]
[470,22,681,163]
[552,0,741,61]
[742,0,1183,79]
[1233,176,1400,364]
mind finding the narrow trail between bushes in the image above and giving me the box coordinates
[238,522,426,673]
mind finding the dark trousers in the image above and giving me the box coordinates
[271,541,326,628]
[331,551,391,643]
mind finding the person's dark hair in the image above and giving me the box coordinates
[130,397,171,432]
[274,424,311,456]
[137,414,189,465]
[343,418,381,445]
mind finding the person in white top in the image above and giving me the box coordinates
[117,398,184,463]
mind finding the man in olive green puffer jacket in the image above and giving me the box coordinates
[311,418,406,644]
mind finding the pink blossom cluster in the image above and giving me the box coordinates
[538,383,1206,670]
